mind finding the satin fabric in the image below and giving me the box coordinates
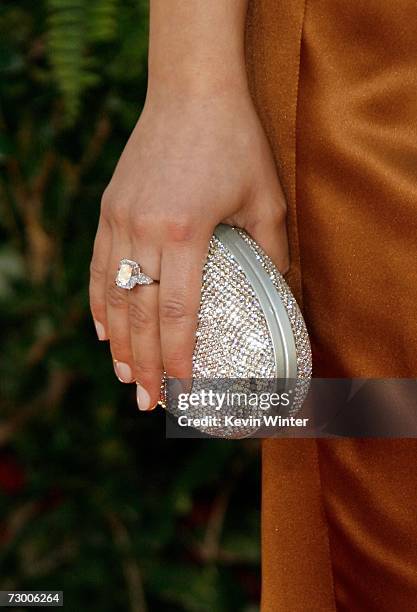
[245,1,417,610]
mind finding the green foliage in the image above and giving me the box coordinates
[45,0,147,121]
[46,0,89,120]
[0,1,261,610]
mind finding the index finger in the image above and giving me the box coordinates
[159,235,210,380]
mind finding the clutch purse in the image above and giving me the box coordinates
[164,224,312,438]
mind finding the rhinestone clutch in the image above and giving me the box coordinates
[164,224,312,438]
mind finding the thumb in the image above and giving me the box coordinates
[244,193,290,275]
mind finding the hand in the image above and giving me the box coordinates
[89,92,289,410]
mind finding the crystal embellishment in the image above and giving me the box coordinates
[115,259,153,289]
[163,226,313,438]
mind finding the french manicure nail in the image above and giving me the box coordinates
[114,361,133,383]
[94,320,107,341]
[136,383,151,411]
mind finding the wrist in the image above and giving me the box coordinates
[146,0,250,106]
[145,73,251,108]
[146,44,251,103]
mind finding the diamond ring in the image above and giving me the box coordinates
[115,258,157,290]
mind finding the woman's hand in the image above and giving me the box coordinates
[89,91,289,410]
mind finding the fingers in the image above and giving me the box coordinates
[93,202,210,412]
[93,201,164,411]
[128,237,163,411]
[159,232,209,382]
[257,218,290,274]
[247,191,290,274]
[106,227,135,383]
[90,216,112,340]
[91,178,288,421]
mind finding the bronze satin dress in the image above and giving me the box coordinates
[245,1,417,610]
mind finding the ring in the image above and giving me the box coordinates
[115,258,157,290]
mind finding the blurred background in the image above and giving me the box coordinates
[0,1,261,610]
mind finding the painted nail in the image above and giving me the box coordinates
[114,361,133,383]
[94,320,107,341]
[136,383,151,411]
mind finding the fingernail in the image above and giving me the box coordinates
[114,361,133,383]
[169,378,185,400]
[136,383,151,411]
[94,320,107,341]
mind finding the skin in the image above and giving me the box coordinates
[89,0,289,410]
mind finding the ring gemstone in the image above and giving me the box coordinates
[115,259,154,290]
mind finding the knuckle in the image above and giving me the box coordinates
[110,339,130,361]
[111,201,129,228]
[133,359,159,379]
[160,298,189,323]
[164,352,190,376]
[128,301,153,331]
[274,205,287,224]
[107,283,128,309]
[165,351,186,366]
[100,188,113,219]
[89,294,106,319]
[90,259,106,283]
[130,211,151,239]
[101,191,129,228]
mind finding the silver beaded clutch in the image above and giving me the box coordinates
[164,224,312,438]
